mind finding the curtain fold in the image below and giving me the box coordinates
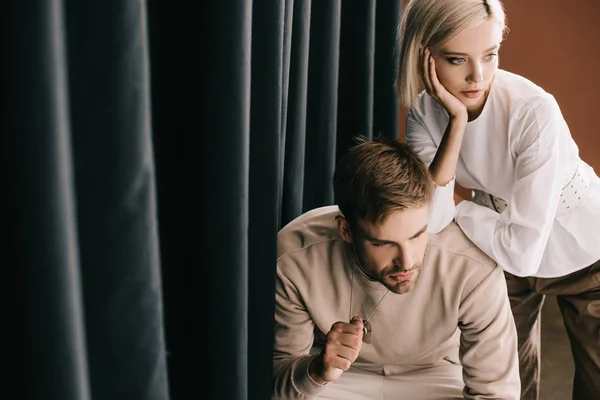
[374,0,403,140]
[201,2,253,399]
[281,0,312,227]
[4,1,92,398]
[65,0,168,398]
[5,0,169,399]
[248,1,286,399]
[5,0,402,398]
[302,0,343,212]
[337,0,377,162]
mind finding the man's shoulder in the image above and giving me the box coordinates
[425,223,505,302]
[426,222,498,276]
[277,205,341,259]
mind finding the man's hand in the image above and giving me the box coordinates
[308,317,364,384]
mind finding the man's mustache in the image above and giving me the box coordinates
[384,264,421,275]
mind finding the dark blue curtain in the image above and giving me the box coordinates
[3,0,402,399]
[4,0,168,399]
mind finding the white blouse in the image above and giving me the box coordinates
[407,69,600,278]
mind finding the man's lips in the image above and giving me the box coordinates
[388,270,415,282]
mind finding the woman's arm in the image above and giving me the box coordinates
[455,95,568,277]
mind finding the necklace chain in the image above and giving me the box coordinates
[345,246,390,323]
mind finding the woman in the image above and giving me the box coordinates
[397,0,600,399]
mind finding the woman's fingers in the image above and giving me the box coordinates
[421,48,433,95]
[429,56,444,95]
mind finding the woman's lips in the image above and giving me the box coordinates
[461,89,483,99]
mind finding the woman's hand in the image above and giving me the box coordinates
[421,48,467,122]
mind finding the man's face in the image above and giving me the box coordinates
[339,206,429,295]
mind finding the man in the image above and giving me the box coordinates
[272,138,520,399]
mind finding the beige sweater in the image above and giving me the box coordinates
[273,206,520,399]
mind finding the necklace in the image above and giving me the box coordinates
[346,247,390,344]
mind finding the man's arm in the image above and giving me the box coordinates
[458,265,521,399]
[272,265,327,399]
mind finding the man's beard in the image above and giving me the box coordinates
[382,264,422,294]
[354,248,423,294]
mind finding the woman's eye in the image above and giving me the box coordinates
[448,57,465,65]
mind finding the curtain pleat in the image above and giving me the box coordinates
[146,0,187,398]
[374,0,403,140]
[337,0,377,162]
[248,1,285,399]
[5,0,402,398]
[4,0,171,399]
[278,0,295,229]
[303,0,343,212]
[281,0,312,227]
[65,0,169,398]
[201,1,253,399]
[4,1,92,398]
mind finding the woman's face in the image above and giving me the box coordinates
[431,19,504,115]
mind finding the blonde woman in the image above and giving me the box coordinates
[398,0,600,399]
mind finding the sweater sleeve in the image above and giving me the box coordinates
[458,266,521,399]
[272,262,327,398]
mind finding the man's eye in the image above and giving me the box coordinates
[371,242,389,247]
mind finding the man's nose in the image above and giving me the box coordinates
[393,246,413,270]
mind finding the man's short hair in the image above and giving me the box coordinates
[333,136,433,227]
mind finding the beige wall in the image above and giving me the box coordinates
[398,0,600,197]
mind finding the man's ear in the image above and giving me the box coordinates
[335,215,353,243]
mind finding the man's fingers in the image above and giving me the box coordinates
[325,341,358,362]
[328,329,363,348]
[324,356,352,372]
[322,319,365,377]
[339,332,363,350]
[322,341,360,372]
[331,320,363,336]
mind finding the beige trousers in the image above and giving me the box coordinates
[315,361,464,400]
[505,260,600,400]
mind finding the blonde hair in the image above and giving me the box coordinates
[395,0,507,109]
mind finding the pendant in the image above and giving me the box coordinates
[362,320,373,344]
